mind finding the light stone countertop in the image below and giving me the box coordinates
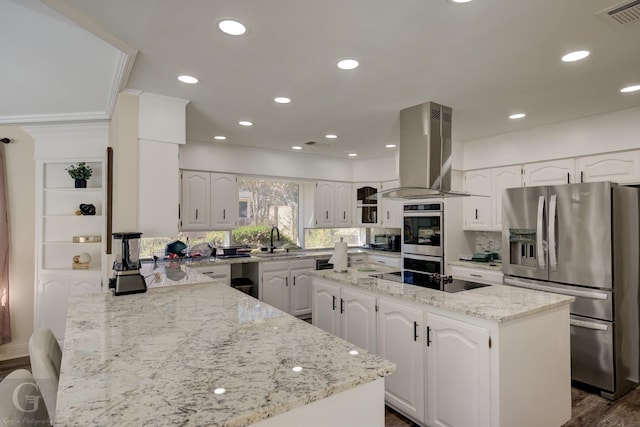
[56,282,396,427]
[448,259,503,272]
[141,261,212,288]
[311,267,573,323]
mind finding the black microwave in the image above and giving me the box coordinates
[373,234,401,252]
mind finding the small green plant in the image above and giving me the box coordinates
[66,162,93,180]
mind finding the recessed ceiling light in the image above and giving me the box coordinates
[621,84,640,93]
[349,350,359,355]
[291,146,302,150]
[213,135,226,140]
[449,0,473,3]
[325,134,338,139]
[385,144,397,148]
[177,75,198,84]
[274,97,291,104]
[213,388,226,395]
[218,19,247,36]
[509,113,526,119]
[292,366,303,372]
[561,50,590,62]
[337,59,359,70]
[348,153,358,157]
[238,121,253,126]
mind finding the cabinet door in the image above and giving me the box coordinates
[426,312,491,427]
[37,275,70,342]
[181,171,211,230]
[334,182,352,227]
[377,298,425,424]
[355,184,380,226]
[211,173,238,230]
[69,274,103,296]
[315,181,335,227]
[312,279,340,336]
[463,170,491,230]
[491,165,522,231]
[577,151,640,184]
[262,270,290,313]
[380,180,402,228]
[523,159,575,186]
[341,288,377,354]
[290,268,313,317]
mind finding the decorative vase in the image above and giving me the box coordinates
[75,179,87,188]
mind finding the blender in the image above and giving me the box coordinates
[109,232,147,295]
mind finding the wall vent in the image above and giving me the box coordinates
[596,0,640,26]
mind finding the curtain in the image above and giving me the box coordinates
[0,144,10,344]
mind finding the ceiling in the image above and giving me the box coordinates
[2,0,640,159]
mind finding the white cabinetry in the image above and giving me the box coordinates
[368,254,402,268]
[377,298,425,424]
[523,159,575,186]
[491,165,522,231]
[312,279,378,354]
[355,183,380,226]
[190,264,231,285]
[463,170,492,230]
[35,158,106,342]
[260,259,315,317]
[313,181,352,228]
[380,180,403,228]
[577,151,640,184]
[426,311,491,427]
[450,265,503,286]
[180,170,238,231]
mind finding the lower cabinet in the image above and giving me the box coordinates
[36,273,103,342]
[426,311,491,427]
[260,259,315,317]
[377,298,426,424]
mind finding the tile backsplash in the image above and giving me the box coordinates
[475,231,502,257]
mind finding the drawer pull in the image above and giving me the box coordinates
[470,273,482,278]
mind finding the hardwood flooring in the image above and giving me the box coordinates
[3,357,639,426]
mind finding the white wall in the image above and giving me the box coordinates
[0,126,35,360]
[180,141,354,182]
[352,155,398,182]
[463,107,640,170]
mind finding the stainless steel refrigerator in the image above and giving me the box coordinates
[501,181,640,399]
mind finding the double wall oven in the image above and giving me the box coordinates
[402,202,443,275]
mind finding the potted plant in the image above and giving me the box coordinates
[66,162,93,188]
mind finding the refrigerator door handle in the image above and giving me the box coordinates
[570,318,609,331]
[549,194,558,271]
[504,277,609,300]
[536,196,546,269]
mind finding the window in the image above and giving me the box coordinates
[304,228,363,249]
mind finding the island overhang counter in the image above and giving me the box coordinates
[55,281,396,426]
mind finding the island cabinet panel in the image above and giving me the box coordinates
[377,298,425,425]
[426,312,491,427]
[312,279,341,336]
[341,288,377,354]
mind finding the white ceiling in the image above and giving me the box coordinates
[2,0,639,159]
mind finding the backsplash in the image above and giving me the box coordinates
[475,232,502,258]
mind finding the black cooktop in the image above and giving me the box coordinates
[370,271,491,293]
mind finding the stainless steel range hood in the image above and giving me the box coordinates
[378,101,470,199]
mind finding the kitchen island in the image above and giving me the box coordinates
[55,281,395,426]
[311,267,575,427]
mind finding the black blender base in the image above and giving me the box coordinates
[111,274,147,296]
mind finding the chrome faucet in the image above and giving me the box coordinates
[270,226,280,253]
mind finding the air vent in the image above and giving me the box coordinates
[596,0,640,26]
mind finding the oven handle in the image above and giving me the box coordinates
[402,253,442,263]
[570,318,609,331]
[504,277,609,300]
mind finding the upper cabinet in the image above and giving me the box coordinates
[380,180,403,228]
[180,170,238,231]
[523,159,574,186]
[307,181,353,228]
[491,166,522,231]
[355,183,381,227]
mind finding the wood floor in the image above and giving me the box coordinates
[3,357,639,426]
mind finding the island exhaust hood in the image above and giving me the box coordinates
[377,101,470,199]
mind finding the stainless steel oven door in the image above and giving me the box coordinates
[570,315,614,392]
[403,253,443,275]
[403,212,443,257]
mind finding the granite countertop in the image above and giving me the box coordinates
[311,267,573,323]
[448,259,503,272]
[56,282,395,426]
[141,261,212,288]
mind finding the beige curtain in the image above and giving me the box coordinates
[0,145,10,344]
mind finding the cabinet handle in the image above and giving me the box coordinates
[387,211,390,220]
[340,298,344,314]
[195,208,198,220]
[475,209,478,220]
[470,273,482,278]
[413,321,418,342]
[426,326,432,346]
[332,295,337,311]
[581,171,584,183]
[567,172,570,184]
[285,277,288,287]
[326,210,329,220]
[293,277,296,286]
[343,211,346,220]
[223,209,226,220]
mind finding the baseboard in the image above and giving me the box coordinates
[0,342,29,361]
